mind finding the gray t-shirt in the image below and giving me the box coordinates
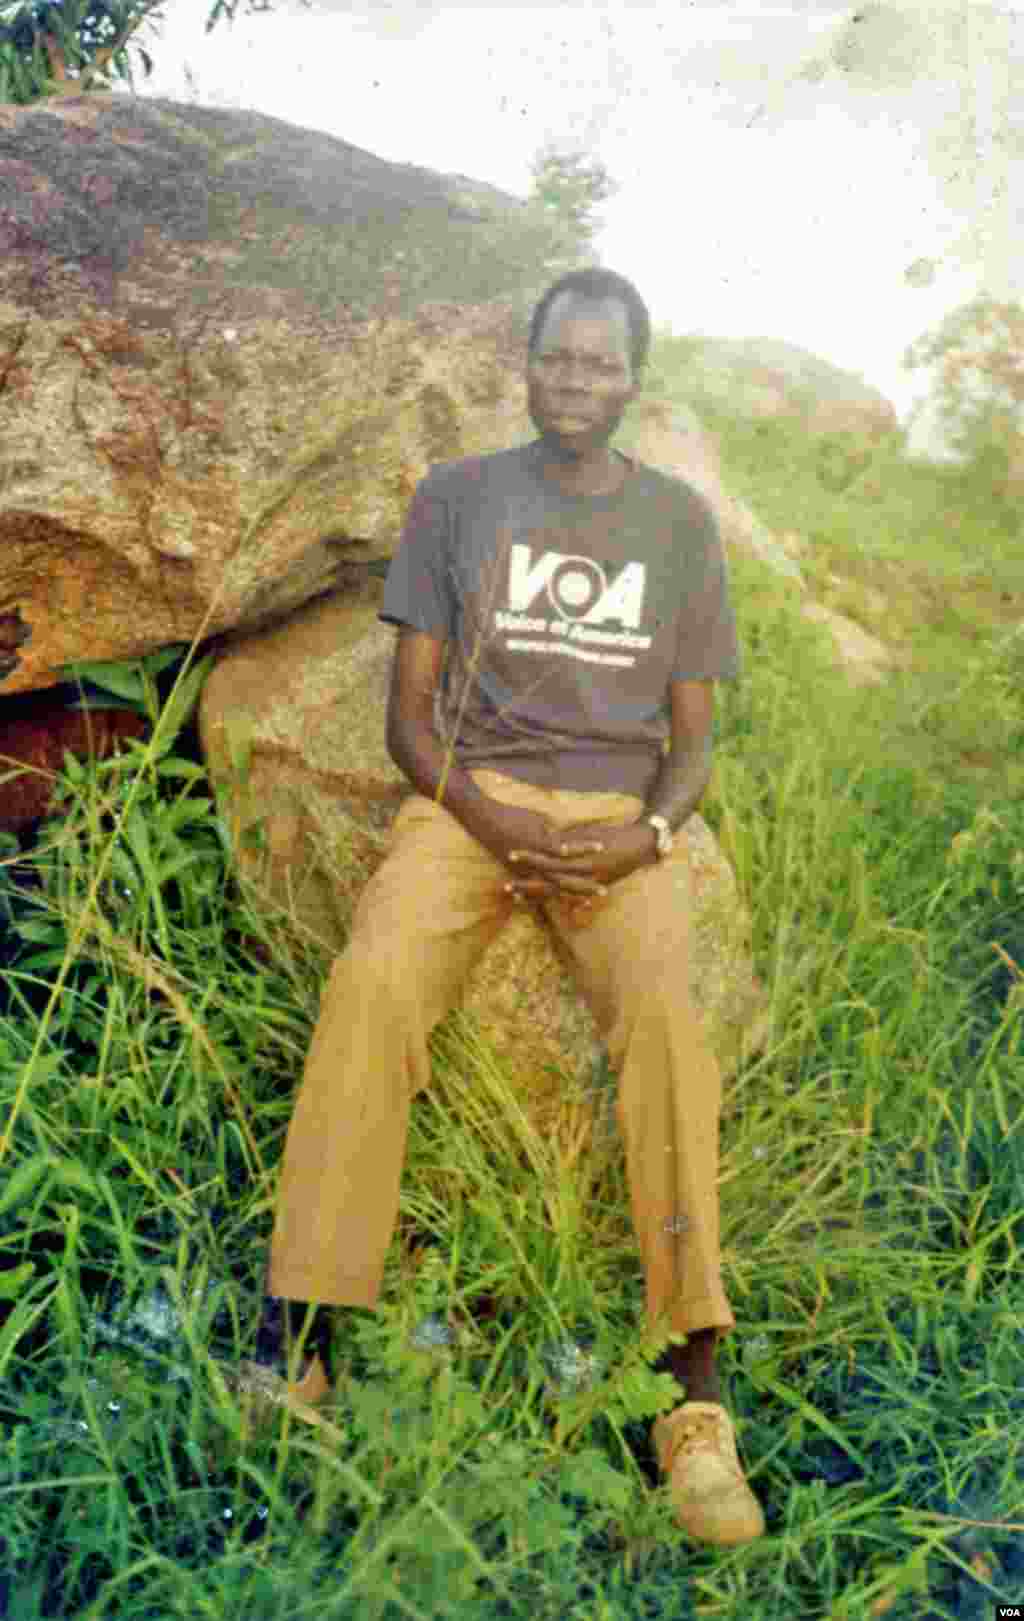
[379,438,740,799]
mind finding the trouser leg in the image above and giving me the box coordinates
[534,790,735,1343]
[266,787,517,1307]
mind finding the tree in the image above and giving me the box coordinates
[526,141,617,276]
[0,0,307,104]
[905,296,1024,481]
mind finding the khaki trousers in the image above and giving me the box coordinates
[267,767,735,1341]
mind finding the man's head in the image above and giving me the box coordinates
[526,268,651,459]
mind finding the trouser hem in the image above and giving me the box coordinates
[650,1296,735,1340]
[264,1271,382,1311]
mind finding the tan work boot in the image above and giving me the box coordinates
[652,1400,766,1547]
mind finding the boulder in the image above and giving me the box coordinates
[0,94,565,698]
[198,588,769,1096]
[801,602,894,686]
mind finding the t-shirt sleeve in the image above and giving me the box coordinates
[672,504,741,682]
[378,473,456,641]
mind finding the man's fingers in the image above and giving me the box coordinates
[509,843,603,864]
[505,875,607,897]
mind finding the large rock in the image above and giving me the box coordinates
[801,601,894,686]
[198,587,769,1094]
[0,94,564,697]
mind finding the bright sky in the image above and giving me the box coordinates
[130,1,1024,438]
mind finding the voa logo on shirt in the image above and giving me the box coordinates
[496,544,648,640]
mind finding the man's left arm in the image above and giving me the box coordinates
[636,679,716,860]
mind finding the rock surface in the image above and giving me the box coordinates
[198,586,769,1093]
[0,94,562,697]
[801,601,893,686]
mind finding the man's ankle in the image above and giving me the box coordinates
[658,1327,723,1406]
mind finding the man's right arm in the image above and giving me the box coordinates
[385,627,495,842]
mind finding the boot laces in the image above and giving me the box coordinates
[667,1406,735,1468]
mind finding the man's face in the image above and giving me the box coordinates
[527,293,640,458]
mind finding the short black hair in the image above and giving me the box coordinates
[527,268,651,378]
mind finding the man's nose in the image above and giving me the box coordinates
[546,357,591,386]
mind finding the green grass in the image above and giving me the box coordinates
[0,341,1022,1617]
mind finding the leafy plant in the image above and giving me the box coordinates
[0,0,311,105]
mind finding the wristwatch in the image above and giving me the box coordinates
[646,814,674,859]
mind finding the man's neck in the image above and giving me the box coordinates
[534,443,626,498]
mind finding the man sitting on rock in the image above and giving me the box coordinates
[236,266,765,1549]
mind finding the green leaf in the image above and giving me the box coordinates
[557,1445,632,1514]
[67,696,147,715]
[59,660,146,704]
[152,656,214,749]
[92,743,146,776]
[224,716,254,779]
[0,1263,35,1300]
[61,749,84,783]
[122,807,154,876]
[141,645,188,677]
[0,1291,61,1386]
[13,919,63,943]
[152,850,207,892]
[0,1155,52,1219]
[759,1376,870,1473]
[159,798,214,833]
[52,1159,101,1198]
[156,758,208,783]
[16,950,69,972]
[106,843,142,893]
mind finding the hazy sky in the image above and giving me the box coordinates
[130,1,1024,432]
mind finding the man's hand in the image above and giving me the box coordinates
[505,819,657,908]
[466,800,658,925]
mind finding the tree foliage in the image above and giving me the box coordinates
[905,295,1024,477]
[526,140,617,276]
[0,0,306,103]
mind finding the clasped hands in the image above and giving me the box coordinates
[503,818,657,919]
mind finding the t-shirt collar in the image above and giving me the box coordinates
[523,439,634,501]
